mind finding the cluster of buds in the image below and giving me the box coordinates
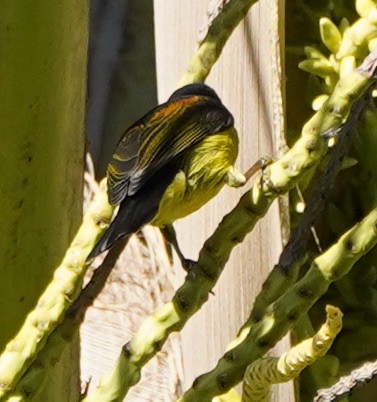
[300,0,377,110]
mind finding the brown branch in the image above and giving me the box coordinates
[314,360,377,402]
[279,90,371,272]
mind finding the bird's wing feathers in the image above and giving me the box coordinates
[107,95,233,205]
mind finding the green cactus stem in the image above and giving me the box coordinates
[178,206,377,401]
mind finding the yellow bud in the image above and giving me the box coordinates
[339,18,350,33]
[320,18,342,54]
[304,46,326,60]
[341,156,358,170]
[295,201,305,214]
[327,137,337,148]
[299,58,335,78]
[337,34,359,58]
[338,19,377,58]
[312,94,329,111]
[369,36,377,51]
[339,55,356,78]
[367,8,377,24]
[329,54,339,73]
[356,0,377,18]
[351,19,377,44]
[324,75,337,94]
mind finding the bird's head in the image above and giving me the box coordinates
[168,83,221,103]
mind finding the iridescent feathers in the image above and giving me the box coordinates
[107,86,234,205]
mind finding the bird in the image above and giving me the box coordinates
[86,83,248,266]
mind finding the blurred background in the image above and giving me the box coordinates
[86,0,157,176]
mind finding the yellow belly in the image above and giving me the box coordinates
[151,128,239,227]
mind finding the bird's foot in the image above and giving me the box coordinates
[161,225,196,272]
[225,157,274,188]
[225,166,247,188]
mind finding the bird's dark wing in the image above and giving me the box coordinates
[86,161,179,260]
[107,95,234,205]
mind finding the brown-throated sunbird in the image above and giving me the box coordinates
[87,83,249,266]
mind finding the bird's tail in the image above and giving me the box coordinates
[86,207,131,262]
[86,162,176,263]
